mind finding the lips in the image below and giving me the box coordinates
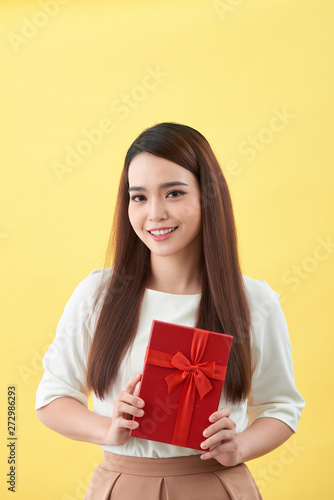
[147,226,178,241]
[148,227,178,236]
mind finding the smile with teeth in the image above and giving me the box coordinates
[149,227,177,236]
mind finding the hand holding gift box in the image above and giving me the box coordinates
[130,320,233,450]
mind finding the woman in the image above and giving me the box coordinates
[35,122,304,499]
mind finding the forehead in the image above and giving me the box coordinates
[128,153,196,186]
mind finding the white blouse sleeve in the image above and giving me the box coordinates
[35,269,105,410]
[245,279,305,432]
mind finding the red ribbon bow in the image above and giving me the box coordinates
[144,328,227,447]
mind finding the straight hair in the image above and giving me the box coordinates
[85,122,252,404]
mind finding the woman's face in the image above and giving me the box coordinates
[128,152,202,261]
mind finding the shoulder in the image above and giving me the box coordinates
[241,274,286,337]
[63,268,112,311]
[241,275,292,365]
[241,274,280,313]
[76,267,111,293]
[54,268,113,336]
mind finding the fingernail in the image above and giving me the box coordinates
[203,429,208,437]
[200,453,207,460]
[209,415,216,422]
[137,409,144,416]
[137,400,144,407]
[201,442,208,449]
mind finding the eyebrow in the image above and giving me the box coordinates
[128,181,189,192]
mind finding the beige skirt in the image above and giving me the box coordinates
[84,452,262,499]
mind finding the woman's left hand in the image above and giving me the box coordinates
[200,407,241,466]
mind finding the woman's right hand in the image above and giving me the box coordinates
[105,373,145,446]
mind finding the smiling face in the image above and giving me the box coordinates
[127,152,202,261]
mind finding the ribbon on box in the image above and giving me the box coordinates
[144,328,227,447]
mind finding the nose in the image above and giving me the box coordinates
[148,196,168,222]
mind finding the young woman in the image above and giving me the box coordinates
[35,122,304,499]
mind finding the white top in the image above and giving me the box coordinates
[35,268,305,458]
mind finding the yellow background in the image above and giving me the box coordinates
[1,0,333,498]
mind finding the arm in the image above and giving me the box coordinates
[236,416,293,462]
[200,407,293,465]
[201,282,304,465]
[36,374,145,447]
[36,397,112,445]
[36,270,114,444]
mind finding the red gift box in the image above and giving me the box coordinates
[129,320,233,450]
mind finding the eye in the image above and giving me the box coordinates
[167,190,185,198]
[130,194,146,202]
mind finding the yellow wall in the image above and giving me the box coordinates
[1,0,333,498]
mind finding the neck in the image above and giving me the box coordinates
[148,252,202,295]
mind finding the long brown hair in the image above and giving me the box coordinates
[85,122,252,404]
